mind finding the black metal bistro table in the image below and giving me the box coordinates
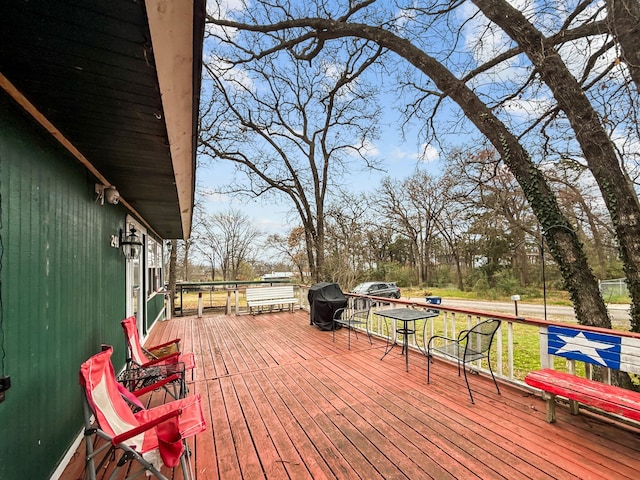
[379,308,438,372]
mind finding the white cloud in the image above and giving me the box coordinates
[358,139,380,157]
[393,6,417,32]
[206,0,247,19]
[205,0,248,40]
[458,1,535,85]
[388,145,420,161]
[502,97,555,118]
[419,143,439,163]
[201,190,231,205]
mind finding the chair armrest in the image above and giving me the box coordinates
[146,339,181,359]
[140,352,180,368]
[111,409,182,445]
[457,330,470,342]
[351,309,370,320]
[150,339,181,350]
[427,334,456,348]
[333,308,346,320]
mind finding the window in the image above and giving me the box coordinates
[146,237,163,297]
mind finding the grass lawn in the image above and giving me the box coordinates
[402,286,577,305]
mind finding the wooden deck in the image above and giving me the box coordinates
[63,310,640,479]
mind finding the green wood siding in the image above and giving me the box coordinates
[0,93,129,478]
[147,292,165,329]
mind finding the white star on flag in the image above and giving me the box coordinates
[554,332,614,366]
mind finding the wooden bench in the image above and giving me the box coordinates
[245,285,299,314]
[525,325,640,423]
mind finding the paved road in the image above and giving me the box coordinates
[408,297,632,329]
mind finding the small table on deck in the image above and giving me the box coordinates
[379,308,438,372]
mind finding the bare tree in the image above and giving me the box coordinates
[454,148,539,286]
[205,1,617,331]
[546,165,619,279]
[194,208,261,281]
[405,171,455,285]
[199,29,384,282]
[376,177,421,279]
[376,171,452,285]
[266,227,308,280]
[324,191,373,287]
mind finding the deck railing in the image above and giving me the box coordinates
[170,283,640,391]
[342,293,539,388]
[340,293,640,391]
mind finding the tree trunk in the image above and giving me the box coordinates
[454,252,464,291]
[183,242,191,282]
[474,0,640,331]
[606,0,640,90]
[168,239,177,317]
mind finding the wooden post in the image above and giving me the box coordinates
[165,292,172,320]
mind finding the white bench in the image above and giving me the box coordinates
[246,286,299,314]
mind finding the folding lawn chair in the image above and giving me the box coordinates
[80,346,206,480]
[121,316,196,397]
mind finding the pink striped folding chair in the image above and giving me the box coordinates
[80,346,206,480]
[121,316,196,397]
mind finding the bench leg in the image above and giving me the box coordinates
[569,399,579,416]
[543,392,556,423]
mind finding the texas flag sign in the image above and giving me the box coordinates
[547,325,640,375]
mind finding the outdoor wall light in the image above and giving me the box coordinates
[95,184,120,205]
[120,226,143,260]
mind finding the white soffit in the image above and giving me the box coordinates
[145,0,195,239]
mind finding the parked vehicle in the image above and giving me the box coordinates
[351,281,401,299]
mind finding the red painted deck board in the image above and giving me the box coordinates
[62,310,640,479]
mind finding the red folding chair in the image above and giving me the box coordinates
[80,346,206,480]
[121,316,195,397]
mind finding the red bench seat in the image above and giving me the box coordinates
[525,368,640,423]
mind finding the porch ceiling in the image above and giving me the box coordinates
[0,0,206,239]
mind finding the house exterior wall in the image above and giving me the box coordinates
[0,92,134,477]
[147,292,166,328]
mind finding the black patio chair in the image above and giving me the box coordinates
[332,298,372,350]
[426,318,501,404]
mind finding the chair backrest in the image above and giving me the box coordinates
[121,315,149,366]
[464,319,501,356]
[79,346,145,450]
[351,296,372,311]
